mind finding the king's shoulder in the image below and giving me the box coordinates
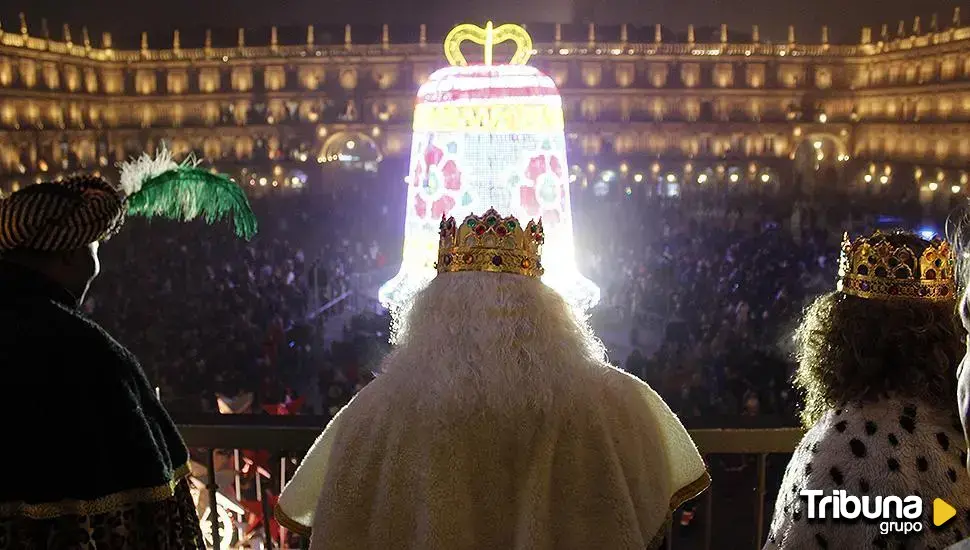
[0,296,138,369]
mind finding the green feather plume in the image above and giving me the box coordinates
[126,166,258,240]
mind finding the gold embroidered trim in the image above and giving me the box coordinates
[647,470,712,549]
[0,462,192,520]
[274,470,713,544]
[274,502,311,537]
[669,470,712,511]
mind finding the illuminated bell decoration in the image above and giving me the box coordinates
[379,22,600,310]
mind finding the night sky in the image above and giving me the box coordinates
[0,0,960,45]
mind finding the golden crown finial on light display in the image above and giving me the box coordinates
[837,231,955,302]
[443,21,533,66]
[436,209,544,278]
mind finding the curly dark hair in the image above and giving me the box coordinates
[794,259,964,427]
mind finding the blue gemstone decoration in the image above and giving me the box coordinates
[447,142,458,154]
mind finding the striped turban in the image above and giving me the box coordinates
[0,175,126,252]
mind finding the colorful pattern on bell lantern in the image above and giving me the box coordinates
[379,24,599,312]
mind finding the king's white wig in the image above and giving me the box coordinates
[384,272,611,414]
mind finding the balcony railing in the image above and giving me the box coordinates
[176,416,803,549]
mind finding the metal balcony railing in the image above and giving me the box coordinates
[177,417,803,550]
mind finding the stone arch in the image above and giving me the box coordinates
[791,133,848,185]
[203,136,223,160]
[321,131,382,170]
[234,136,254,160]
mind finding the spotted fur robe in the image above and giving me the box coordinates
[765,399,970,550]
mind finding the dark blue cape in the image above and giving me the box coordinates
[0,260,190,508]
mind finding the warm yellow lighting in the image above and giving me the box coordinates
[413,103,564,133]
[864,174,873,183]
[258,177,268,186]
[291,176,300,185]
[619,162,629,173]
[587,162,596,173]
[813,141,823,150]
[729,173,740,183]
[633,173,643,183]
[444,21,533,67]
[879,175,889,184]
[962,173,969,185]
[666,174,676,183]
[38,160,48,172]
[273,166,283,176]
[317,127,328,138]
[818,113,828,123]
[760,173,770,183]
[697,174,708,184]
[372,126,381,137]
[651,162,660,174]
[272,180,279,187]
[952,185,961,194]
[298,152,308,162]
[793,127,802,137]
[928,182,939,191]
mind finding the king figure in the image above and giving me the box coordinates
[278,208,709,549]
[766,231,970,548]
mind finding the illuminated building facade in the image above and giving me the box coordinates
[0,12,969,198]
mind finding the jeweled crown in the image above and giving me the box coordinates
[837,231,955,302]
[436,208,544,278]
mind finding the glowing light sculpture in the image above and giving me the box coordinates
[379,22,600,311]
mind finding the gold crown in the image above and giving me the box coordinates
[436,208,544,278]
[837,231,955,302]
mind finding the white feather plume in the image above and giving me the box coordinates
[118,144,179,197]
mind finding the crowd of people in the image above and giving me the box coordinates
[89,184,397,414]
[577,184,927,423]
[81,168,936,426]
